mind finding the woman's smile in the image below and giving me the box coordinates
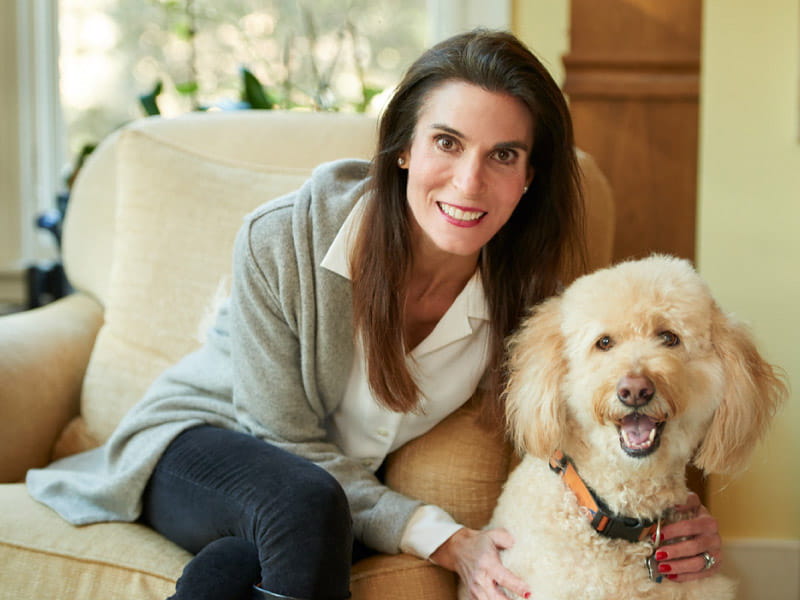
[436,201,487,226]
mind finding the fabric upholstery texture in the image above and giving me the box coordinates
[351,554,457,598]
[0,111,614,600]
[385,396,512,531]
[0,484,190,599]
[79,129,311,445]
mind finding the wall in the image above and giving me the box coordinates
[698,0,800,543]
[514,1,799,597]
[698,0,799,595]
[512,0,569,86]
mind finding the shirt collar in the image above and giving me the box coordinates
[321,195,365,280]
[411,270,489,357]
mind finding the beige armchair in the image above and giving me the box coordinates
[0,110,614,600]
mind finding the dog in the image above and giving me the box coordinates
[475,255,787,599]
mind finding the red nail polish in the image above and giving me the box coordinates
[667,574,678,580]
[658,563,672,573]
[524,594,531,599]
[655,551,668,561]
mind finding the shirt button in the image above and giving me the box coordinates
[377,427,390,438]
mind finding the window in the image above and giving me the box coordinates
[58,0,429,158]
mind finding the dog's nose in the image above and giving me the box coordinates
[616,375,655,407]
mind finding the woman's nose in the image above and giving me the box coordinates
[452,154,485,196]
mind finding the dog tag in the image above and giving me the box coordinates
[645,553,663,583]
[645,517,663,583]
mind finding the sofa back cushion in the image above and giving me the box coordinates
[73,112,377,446]
[63,110,379,307]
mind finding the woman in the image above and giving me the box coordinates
[27,30,722,600]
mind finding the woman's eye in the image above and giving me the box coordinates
[595,335,614,351]
[435,135,458,152]
[659,331,680,347]
[492,148,517,164]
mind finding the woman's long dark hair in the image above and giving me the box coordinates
[350,29,586,423]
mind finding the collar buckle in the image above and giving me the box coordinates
[549,451,661,543]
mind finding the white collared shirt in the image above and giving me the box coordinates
[320,196,491,558]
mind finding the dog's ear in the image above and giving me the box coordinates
[693,304,788,474]
[504,295,568,458]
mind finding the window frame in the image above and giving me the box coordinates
[426,0,511,43]
[3,0,63,273]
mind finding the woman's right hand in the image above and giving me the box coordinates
[429,527,531,599]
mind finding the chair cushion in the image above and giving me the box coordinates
[4,479,452,600]
[63,111,380,316]
[0,483,190,599]
[74,128,311,448]
[351,554,456,599]
[384,396,513,530]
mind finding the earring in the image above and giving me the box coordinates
[397,157,405,167]
[522,186,528,194]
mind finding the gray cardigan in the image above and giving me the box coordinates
[26,159,423,554]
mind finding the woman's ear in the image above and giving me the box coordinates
[504,295,568,458]
[525,167,535,190]
[397,151,409,169]
[693,304,788,474]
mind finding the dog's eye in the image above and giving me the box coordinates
[659,331,680,347]
[595,335,614,351]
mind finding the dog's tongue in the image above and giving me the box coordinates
[620,413,658,447]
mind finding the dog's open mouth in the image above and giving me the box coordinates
[617,413,665,457]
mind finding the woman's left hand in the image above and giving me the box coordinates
[654,492,722,582]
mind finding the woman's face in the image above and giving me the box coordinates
[399,80,535,264]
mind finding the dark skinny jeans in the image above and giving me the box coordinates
[140,425,353,600]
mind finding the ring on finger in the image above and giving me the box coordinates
[701,551,716,570]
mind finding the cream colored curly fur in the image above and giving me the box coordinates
[467,255,787,600]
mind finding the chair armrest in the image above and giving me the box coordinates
[0,293,103,482]
[351,554,456,599]
[384,396,513,530]
[352,399,510,599]
[577,149,616,274]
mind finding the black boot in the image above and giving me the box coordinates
[251,585,307,600]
